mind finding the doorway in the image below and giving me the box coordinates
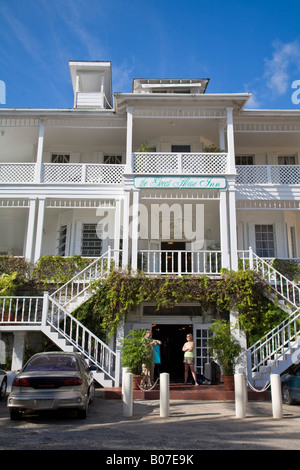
[161,241,191,273]
[151,324,193,382]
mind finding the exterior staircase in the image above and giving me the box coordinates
[243,249,300,388]
[1,248,299,392]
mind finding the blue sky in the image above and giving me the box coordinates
[1,0,300,110]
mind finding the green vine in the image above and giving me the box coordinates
[74,268,288,344]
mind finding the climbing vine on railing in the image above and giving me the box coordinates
[74,268,288,342]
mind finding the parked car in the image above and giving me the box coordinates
[7,352,96,420]
[0,367,7,399]
[281,364,300,405]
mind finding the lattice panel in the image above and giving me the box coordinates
[236,166,268,184]
[0,163,35,182]
[86,164,125,184]
[182,153,228,174]
[134,153,178,173]
[43,164,83,183]
[134,152,228,174]
[271,166,300,185]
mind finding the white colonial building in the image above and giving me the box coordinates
[0,61,299,386]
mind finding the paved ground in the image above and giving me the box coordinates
[0,393,300,451]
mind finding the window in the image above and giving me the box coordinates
[255,225,275,257]
[195,328,211,375]
[51,154,70,163]
[278,156,296,165]
[57,225,67,256]
[171,145,191,153]
[235,155,254,165]
[81,224,102,256]
[104,155,122,164]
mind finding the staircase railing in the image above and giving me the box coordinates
[246,308,300,384]
[50,247,121,307]
[239,249,300,385]
[239,248,300,310]
[43,293,120,386]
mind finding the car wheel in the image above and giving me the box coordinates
[10,408,23,421]
[77,399,88,419]
[0,378,7,399]
[89,382,95,403]
[282,385,294,405]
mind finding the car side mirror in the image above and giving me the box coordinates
[89,365,97,371]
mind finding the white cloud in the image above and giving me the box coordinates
[264,40,300,96]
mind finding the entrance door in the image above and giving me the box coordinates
[151,324,193,382]
[161,242,191,274]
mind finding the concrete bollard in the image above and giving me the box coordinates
[234,373,246,419]
[122,367,130,398]
[123,372,133,417]
[270,374,283,419]
[160,372,170,417]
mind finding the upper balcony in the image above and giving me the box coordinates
[0,158,299,186]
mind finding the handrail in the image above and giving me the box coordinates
[46,294,119,384]
[247,308,300,379]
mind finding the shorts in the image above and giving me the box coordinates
[183,357,194,365]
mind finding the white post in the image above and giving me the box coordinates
[228,181,238,271]
[11,331,26,371]
[41,291,49,327]
[122,190,130,268]
[125,106,133,173]
[122,367,130,398]
[234,373,246,419]
[114,199,121,265]
[271,374,283,419]
[24,197,37,262]
[131,189,139,272]
[160,373,170,417]
[34,197,46,262]
[34,119,45,183]
[219,190,230,269]
[123,372,133,417]
[226,107,236,174]
[115,350,121,388]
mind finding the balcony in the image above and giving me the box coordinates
[236,165,300,185]
[0,163,125,184]
[133,152,229,175]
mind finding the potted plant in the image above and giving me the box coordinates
[120,329,152,389]
[208,320,242,391]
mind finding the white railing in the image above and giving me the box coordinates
[0,163,125,184]
[50,248,120,308]
[247,308,300,382]
[0,296,43,325]
[133,152,229,174]
[138,250,222,276]
[45,294,120,385]
[237,165,300,185]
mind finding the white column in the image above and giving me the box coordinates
[228,180,238,271]
[226,107,236,174]
[34,197,46,262]
[122,190,131,268]
[114,199,121,265]
[11,331,26,371]
[125,106,133,173]
[219,121,225,151]
[131,189,139,271]
[34,120,45,183]
[219,190,230,269]
[24,197,37,262]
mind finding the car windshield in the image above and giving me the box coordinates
[24,355,79,372]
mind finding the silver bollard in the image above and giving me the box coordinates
[234,373,246,419]
[160,372,170,417]
[123,372,133,417]
[270,374,283,419]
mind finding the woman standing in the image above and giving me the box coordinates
[182,333,199,386]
